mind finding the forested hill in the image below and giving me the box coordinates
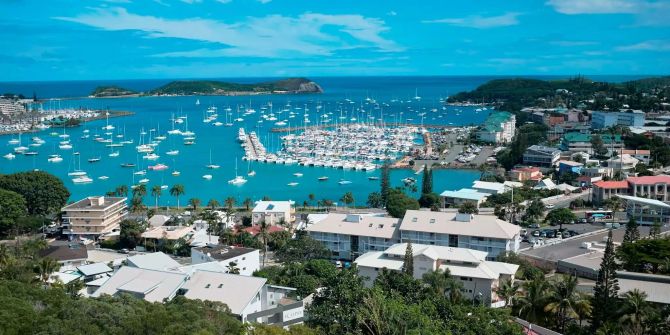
[149,77,323,96]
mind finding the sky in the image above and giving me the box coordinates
[1,0,669,81]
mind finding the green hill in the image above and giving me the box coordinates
[90,86,138,98]
[149,77,323,96]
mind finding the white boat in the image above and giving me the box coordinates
[148,163,169,171]
[8,138,19,145]
[133,170,146,175]
[228,159,247,185]
[166,150,179,156]
[58,144,72,150]
[109,151,120,157]
[138,178,150,184]
[318,176,328,181]
[338,180,352,185]
[171,170,181,176]
[14,146,29,153]
[213,122,223,126]
[247,170,256,177]
[72,176,93,184]
[206,150,220,169]
[287,182,299,187]
[48,156,63,163]
[88,157,101,163]
[293,173,303,177]
[98,176,109,180]
[202,174,213,180]
[4,153,16,159]
[161,185,168,190]
[143,153,160,160]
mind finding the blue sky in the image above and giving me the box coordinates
[1,0,669,80]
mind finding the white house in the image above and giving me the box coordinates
[354,243,519,307]
[399,210,521,259]
[92,266,188,303]
[191,245,260,276]
[126,252,181,271]
[252,201,295,225]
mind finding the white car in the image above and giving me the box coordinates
[546,204,555,209]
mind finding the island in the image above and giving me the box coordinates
[88,77,323,98]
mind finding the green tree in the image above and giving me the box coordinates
[307,267,366,334]
[495,279,519,308]
[119,219,143,249]
[544,275,582,333]
[386,188,420,218]
[623,218,640,244]
[0,189,27,237]
[243,197,252,211]
[421,166,433,194]
[275,231,330,263]
[188,198,201,211]
[150,185,162,210]
[617,289,654,335]
[226,261,241,275]
[524,199,546,223]
[339,192,354,208]
[517,277,549,325]
[0,171,69,216]
[224,196,236,213]
[169,184,185,209]
[366,192,383,208]
[402,241,413,277]
[418,192,440,209]
[131,184,146,198]
[115,184,128,197]
[591,134,608,158]
[544,207,577,231]
[649,219,661,238]
[129,196,146,214]
[591,229,620,331]
[258,220,270,267]
[207,198,219,209]
[36,257,59,284]
[380,161,391,206]
[308,193,315,207]
[458,201,479,214]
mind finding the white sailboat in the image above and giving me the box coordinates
[228,159,247,185]
[205,150,220,169]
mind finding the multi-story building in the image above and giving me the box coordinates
[592,175,670,204]
[476,112,516,144]
[522,145,561,167]
[354,243,518,307]
[439,189,489,208]
[591,110,645,130]
[191,245,260,276]
[306,213,401,260]
[0,98,27,116]
[591,180,631,204]
[61,196,127,240]
[252,201,295,225]
[561,133,623,154]
[398,210,521,260]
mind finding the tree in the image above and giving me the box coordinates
[422,268,463,303]
[226,261,241,275]
[544,207,577,231]
[169,184,185,209]
[495,279,519,308]
[649,219,661,238]
[418,192,440,209]
[36,257,59,284]
[119,219,143,249]
[207,198,219,210]
[386,188,420,218]
[605,196,622,225]
[517,277,549,325]
[591,229,620,331]
[258,220,270,267]
[458,201,479,214]
[151,185,162,210]
[402,241,413,277]
[366,192,383,208]
[115,184,128,197]
[0,189,27,237]
[623,218,640,244]
[421,166,433,194]
[380,162,391,206]
[339,192,354,208]
[224,197,236,213]
[132,184,146,198]
[0,171,69,216]
[618,289,654,335]
[243,197,252,211]
[275,231,330,263]
[188,198,201,211]
[544,275,581,333]
[129,196,146,214]
[591,134,608,158]
[307,267,366,334]
[308,193,315,207]
[524,199,546,223]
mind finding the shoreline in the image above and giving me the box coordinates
[51,90,322,101]
[0,110,134,136]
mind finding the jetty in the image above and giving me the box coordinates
[269,122,463,133]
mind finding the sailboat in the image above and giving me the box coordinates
[228,159,247,185]
[68,154,87,176]
[205,150,220,169]
[195,99,200,106]
[246,160,255,176]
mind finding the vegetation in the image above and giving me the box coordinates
[385,188,420,218]
[458,201,478,214]
[90,85,138,97]
[495,123,549,170]
[544,208,577,231]
[150,78,322,96]
[0,171,70,216]
[0,189,28,237]
[591,230,620,331]
[617,237,670,274]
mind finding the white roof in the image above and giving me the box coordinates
[534,178,556,190]
[77,262,113,276]
[141,226,193,240]
[126,252,181,271]
[148,214,171,227]
[306,213,400,239]
[181,270,267,315]
[384,243,487,264]
[252,201,291,213]
[178,261,228,275]
[189,229,220,247]
[399,210,520,240]
[354,251,403,271]
[93,266,187,303]
[439,188,489,201]
[85,274,111,287]
[472,181,506,193]
[555,183,578,192]
[307,213,329,224]
[618,272,670,305]
[617,194,670,208]
[49,271,82,284]
[606,154,639,165]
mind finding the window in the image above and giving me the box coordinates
[429,219,435,224]
[242,257,246,260]
[412,217,417,222]
[205,284,211,288]
[218,284,223,288]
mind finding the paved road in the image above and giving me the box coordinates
[542,192,590,209]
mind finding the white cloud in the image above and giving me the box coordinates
[616,40,670,51]
[387,11,397,16]
[546,0,640,14]
[55,7,402,58]
[422,12,520,29]
[550,40,597,47]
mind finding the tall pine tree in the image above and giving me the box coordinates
[380,161,391,206]
[649,219,661,238]
[622,218,640,244]
[591,229,620,331]
[421,166,433,194]
[402,241,414,277]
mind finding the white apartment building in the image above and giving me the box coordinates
[61,196,127,240]
[399,210,521,260]
[252,201,295,225]
[0,98,26,116]
[355,243,519,307]
[306,213,401,260]
[476,112,516,144]
[191,245,260,276]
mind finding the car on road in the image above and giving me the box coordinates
[546,204,555,209]
[546,231,556,238]
[532,230,540,237]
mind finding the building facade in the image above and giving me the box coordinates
[522,145,561,167]
[477,112,516,144]
[591,110,645,130]
[252,201,295,225]
[61,196,127,239]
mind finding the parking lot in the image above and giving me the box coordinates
[519,222,609,249]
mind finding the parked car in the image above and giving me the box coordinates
[530,223,541,229]
[546,231,556,238]
[556,232,563,239]
[546,204,555,209]
[540,231,547,238]
[532,230,541,237]
[520,229,528,236]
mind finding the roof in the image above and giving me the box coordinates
[77,263,113,276]
[399,210,520,240]
[480,112,513,132]
[63,196,126,211]
[39,244,88,262]
[555,183,578,192]
[618,149,651,155]
[533,178,556,190]
[252,201,292,213]
[558,160,583,167]
[192,245,258,261]
[93,266,187,303]
[49,271,82,285]
[384,243,488,263]
[148,214,171,227]
[178,261,229,275]
[617,194,670,208]
[126,252,181,271]
[85,275,111,287]
[627,175,670,185]
[141,226,193,240]
[306,213,400,239]
[606,154,639,164]
[618,271,670,304]
[563,132,622,143]
[593,180,629,189]
[559,251,604,271]
[525,145,560,155]
[243,225,285,237]
[181,270,267,315]
[472,181,507,193]
[439,188,489,201]
[512,166,541,173]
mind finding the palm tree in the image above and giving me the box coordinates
[606,196,621,226]
[219,227,235,245]
[544,275,580,333]
[130,196,146,214]
[242,197,252,211]
[618,289,653,335]
[169,184,185,210]
[308,193,315,207]
[258,220,270,267]
[207,198,220,210]
[115,185,128,197]
[340,192,354,209]
[573,292,593,327]
[302,200,308,210]
[224,197,236,213]
[495,279,520,308]
[132,184,147,198]
[517,277,549,325]
[188,198,201,211]
[151,185,162,210]
[422,268,462,302]
[37,257,58,284]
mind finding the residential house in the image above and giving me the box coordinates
[592,180,631,204]
[39,243,88,269]
[561,133,623,154]
[534,178,557,190]
[148,214,171,227]
[354,243,519,307]
[617,149,651,164]
[522,145,561,167]
[509,167,544,183]
[252,201,295,225]
[61,196,127,240]
[605,154,639,172]
[92,266,188,303]
[439,189,489,208]
[476,112,516,144]
[126,252,181,271]
[191,245,260,276]
[141,226,194,243]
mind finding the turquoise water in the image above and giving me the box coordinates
[0,77,484,205]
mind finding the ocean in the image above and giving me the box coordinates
[0,75,646,206]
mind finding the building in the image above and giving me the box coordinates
[627,175,670,201]
[471,181,508,195]
[191,245,260,276]
[476,112,516,144]
[509,167,544,182]
[39,243,89,268]
[354,243,518,307]
[306,213,401,260]
[398,210,521,259]
[617,149,651,164]
[126,252,181,271]
[561,133,623,154]
[605,154,639,171]
[92,266,188,303]
[591,180,630,204]
[591,110,646,130]
[618,195,670,225]
[558,160,584,175]
[61,196,127,240]
[533,178,557,190]
[0,98,27,116]
[439,189,489,208]
[141,226,194,241]
[148,214,171,227]
[252,201,295,225]
[522,145,561,167]
[618,271,670,305]
[582,166,614,179]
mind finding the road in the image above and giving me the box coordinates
[542,192,590,209]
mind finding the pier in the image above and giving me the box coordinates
[269,122,463,133]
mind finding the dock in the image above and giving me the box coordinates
[269,122,462,133]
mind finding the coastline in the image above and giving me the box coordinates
[0,110,134,136]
